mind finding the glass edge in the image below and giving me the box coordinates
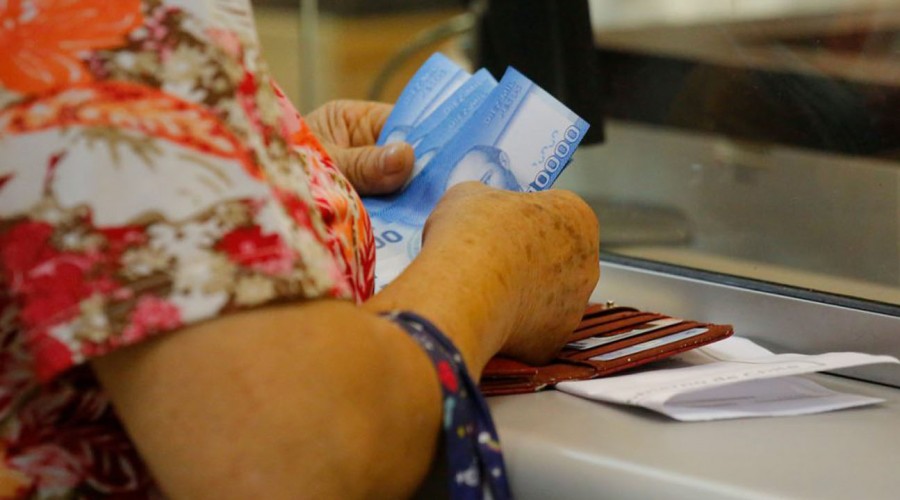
[599,251,900,318]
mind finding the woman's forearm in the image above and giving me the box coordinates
[94,300,444,498]
[91,183,598,498]
[92,239,516,498]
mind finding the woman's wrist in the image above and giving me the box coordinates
[362,240,516,378]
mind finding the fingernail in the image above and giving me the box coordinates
[381,144,409,176]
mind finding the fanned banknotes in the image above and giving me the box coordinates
[377,53,470,146]
[411,68,497,177]
[407,68,497,149]
[365,54,590,289]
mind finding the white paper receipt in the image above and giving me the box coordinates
[556,337,899,421]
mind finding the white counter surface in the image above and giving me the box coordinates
[489,374,900,499]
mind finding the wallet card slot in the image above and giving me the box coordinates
[570,313,667,341]
[566,318,684,351]
[583,324,734,378]
[576,309,654,329]
[581,304,639,320]
[564,322,703,360]
[588,327,710,361]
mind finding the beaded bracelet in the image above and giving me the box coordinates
[382,311,512,500]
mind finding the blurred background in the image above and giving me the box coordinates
[250,0,900,309]
[252,0,465,111]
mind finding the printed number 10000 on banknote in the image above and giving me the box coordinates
[365,61,589,289]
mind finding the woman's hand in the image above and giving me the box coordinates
[306,100,415,195]
[366,182,600,371]
[426,182,600,364]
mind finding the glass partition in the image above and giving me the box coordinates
[252,0,900,310]
[560,0,900,308]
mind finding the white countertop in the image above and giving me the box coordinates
[489,374,900,499]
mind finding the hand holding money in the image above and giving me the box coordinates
[366,181,599,371]
[365,53,592,290]
[306,100,415,195]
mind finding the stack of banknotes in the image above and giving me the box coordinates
[364,53,590,290]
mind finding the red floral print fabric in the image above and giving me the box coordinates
[0,1,374,496]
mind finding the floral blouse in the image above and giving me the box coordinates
[0,0,375,497]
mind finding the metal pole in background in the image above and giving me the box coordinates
[298,0,320,112]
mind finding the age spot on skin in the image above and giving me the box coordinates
[520,203,540,217]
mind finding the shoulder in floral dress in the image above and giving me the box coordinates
[0,1,374,496]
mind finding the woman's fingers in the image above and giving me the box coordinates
[325,142,414,195]
[308,100,394,148]
[307,100,414,194]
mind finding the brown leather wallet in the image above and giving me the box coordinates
[480,304,734,396]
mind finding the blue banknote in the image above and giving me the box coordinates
[405,68,497,150]
[410,69,497,178]
[367,67,590,288]
[377,53,470,146]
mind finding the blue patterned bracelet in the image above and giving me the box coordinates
[382,311,512,500]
